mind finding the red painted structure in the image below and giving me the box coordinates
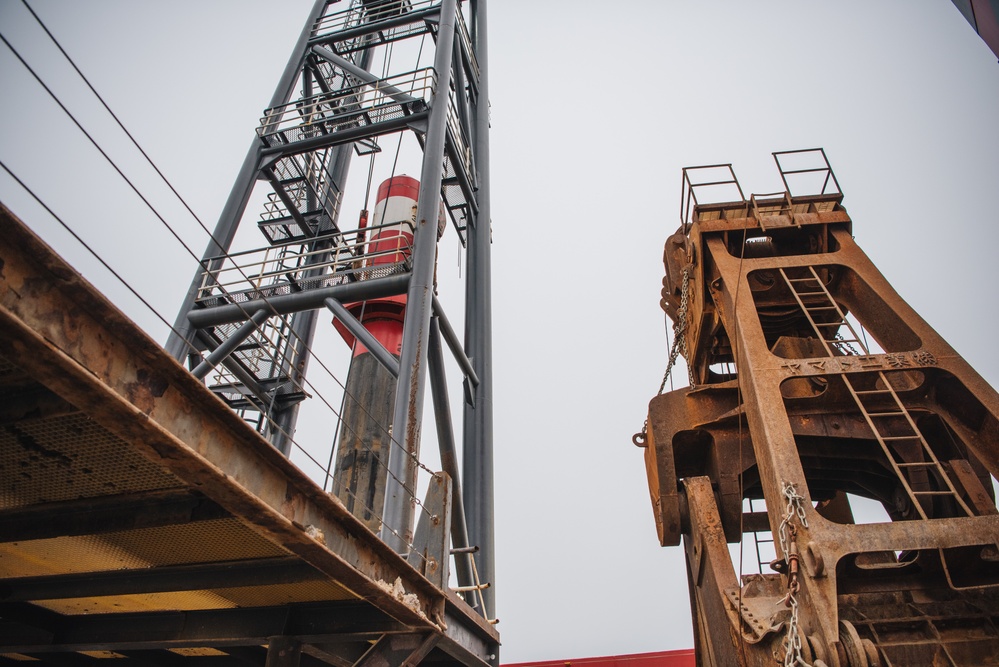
[504,650,695,667]
[334,175,418,356]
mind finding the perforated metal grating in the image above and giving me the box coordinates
[0,412,183,509]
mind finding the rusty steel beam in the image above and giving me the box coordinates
[0,203,497,660]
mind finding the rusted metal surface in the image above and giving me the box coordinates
[642,152,999,666]
[0,203,497,664]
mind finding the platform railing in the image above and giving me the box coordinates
[773,147,842,198]
[680,163,746,232]
[312,0,436,44]
[257,67,436,145]
[195,221,414,305]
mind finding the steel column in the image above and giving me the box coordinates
[380,0,460,552]
[463,0,495,619]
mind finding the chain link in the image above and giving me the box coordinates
[778,481,811,667]
[834,331,860,356]
[635,268,694,446]
[657,267,693,394]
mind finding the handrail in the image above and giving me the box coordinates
[257,67,436,139]
[680,163,745,232]
[773,148,842,198]
[197,221,415,302]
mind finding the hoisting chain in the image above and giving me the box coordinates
[777,481,811,667]
[633,267,693,447]
[834,331,860,356]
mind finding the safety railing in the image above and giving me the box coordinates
[257,68,436,147]
[312,0,438,48]
[773,148,842,199]
[446,95,473,189]
[195,221,414,307]
[455,5,479,79]
[680,163,747,232]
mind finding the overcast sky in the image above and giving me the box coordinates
[1,0,998,662]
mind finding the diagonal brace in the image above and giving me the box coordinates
[312,46,420,106]
[324,298,399,377]
[192,308,270,380]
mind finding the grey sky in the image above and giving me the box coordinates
[1,0,997,662]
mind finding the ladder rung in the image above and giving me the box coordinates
[807,306,839,311]
[881,435,921,442]
[793,291,826,297]
[912,491,958,496]
[897,462,937,468]
[854,389,892,395]
[867,411,906,418]
[787,277,821,283]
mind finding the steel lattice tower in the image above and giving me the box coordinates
[165,0,495,618]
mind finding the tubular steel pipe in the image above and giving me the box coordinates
[432,295,479,388]
[324,297,400,378]
[311,46,419,105]
[463,0,496,619]
[380,0,460,553]
[191,309,270,380]
[185,273,410,329]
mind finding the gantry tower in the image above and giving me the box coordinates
[163,0,496,615]
[641,150,999,666]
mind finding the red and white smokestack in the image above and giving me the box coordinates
[330,175,436,528]
[332,175,419,357]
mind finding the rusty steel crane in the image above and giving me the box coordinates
[638,150,999,666]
